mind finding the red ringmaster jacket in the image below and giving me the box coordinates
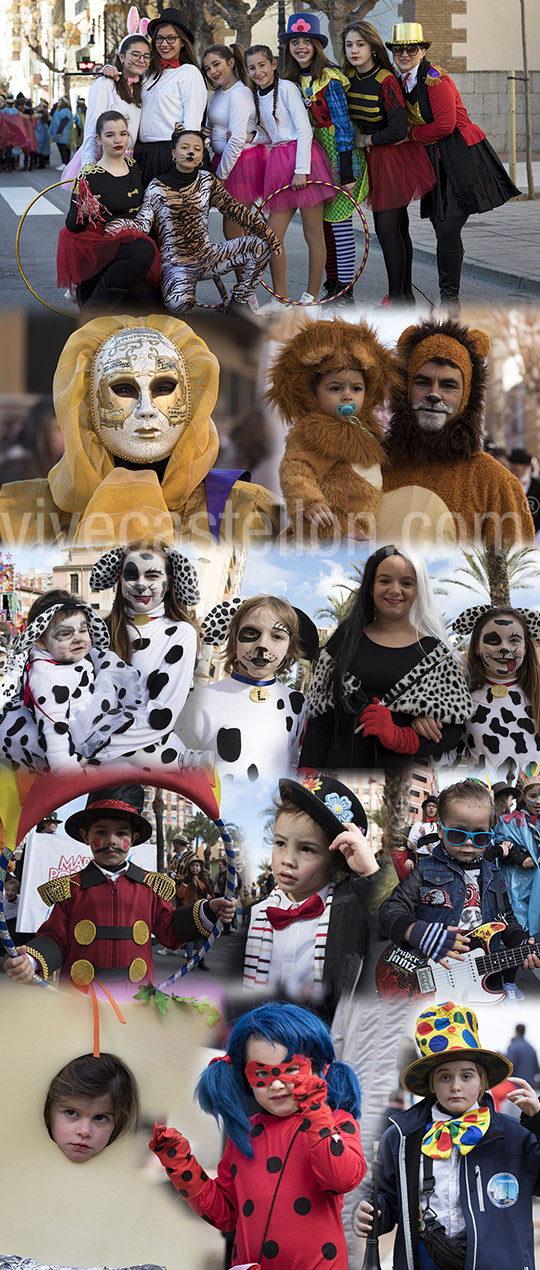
[27,860,204,987]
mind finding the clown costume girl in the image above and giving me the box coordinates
[0,590,143,773]
[150,1002,365,1269]
[282,13,363,305]
[89,544,200,768]
[355,1000,540,1270]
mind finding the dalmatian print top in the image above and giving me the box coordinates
[97,603,198,765]
[462,681,540,777]
[0,646,143,773]
[181,672,306,785]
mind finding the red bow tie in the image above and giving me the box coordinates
[266,894,325,929]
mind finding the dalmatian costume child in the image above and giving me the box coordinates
[89,546,201,768]
[0,592,143,773]
[180,596,318,787]
[452,605,540,778]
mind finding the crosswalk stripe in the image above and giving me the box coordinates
[0,185,63,215]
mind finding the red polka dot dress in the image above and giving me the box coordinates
[186,1108,365,1268]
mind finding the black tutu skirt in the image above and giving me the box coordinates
[421,137,520,222]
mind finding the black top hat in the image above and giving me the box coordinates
[279,774,367,839]
[422,794,438,811]
[65,785,152,844]
[147,9,194,43]
[508,448,531,466]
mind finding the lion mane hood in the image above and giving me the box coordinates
[384,317,490,466]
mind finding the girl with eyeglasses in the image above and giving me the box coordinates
[64,33,151,177]
[386,21,519,309]
[379,776,540,997]
[101,8,207,185]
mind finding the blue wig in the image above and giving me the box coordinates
[195,1002,361,1158]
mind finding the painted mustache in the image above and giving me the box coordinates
[412,396,453,415]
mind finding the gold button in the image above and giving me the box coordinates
[74,919,96,945]
[71,959,95,986]
[129,957,148,982]
[132,920,150,945]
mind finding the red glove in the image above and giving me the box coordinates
[358,700,420,755]
[149,1122,209,1198]
[289,1070,338,1144]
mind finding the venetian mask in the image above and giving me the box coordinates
[90,328,191,464]
[121,550,169,613]
[234,604,291,681]
[477,614,526,680]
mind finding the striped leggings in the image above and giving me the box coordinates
[323,217,356,284]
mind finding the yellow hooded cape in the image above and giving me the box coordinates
[0,314,278,549]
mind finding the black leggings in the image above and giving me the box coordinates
[79,238,157,310]
[373,206,414,301]
[433,214,469,301]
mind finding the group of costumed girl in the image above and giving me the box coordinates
[0,543,201,773]
[55,7,516,311]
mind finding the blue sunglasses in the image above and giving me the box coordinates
[439,822,494,849]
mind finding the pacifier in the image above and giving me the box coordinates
[336,402,358,418]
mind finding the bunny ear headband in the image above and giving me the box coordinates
[452,604,540,641]
[89,547,200,609]
[202,598,319,661]
[118,4,150,51]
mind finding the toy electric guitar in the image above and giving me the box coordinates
[376,921,540,1004]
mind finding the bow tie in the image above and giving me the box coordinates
[422,1107,490,1158]
[266,894,325,929]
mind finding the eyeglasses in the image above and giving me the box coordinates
[128,51,151,63]
[439,823,494,849]
[393,44,420,55]
[155,34,180,45]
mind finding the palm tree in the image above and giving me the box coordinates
[439,544,538,606]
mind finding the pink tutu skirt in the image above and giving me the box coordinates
[211,144,268,203]
[263,139,333,212]
[56,223,160,289]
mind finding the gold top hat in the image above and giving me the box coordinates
[386,22,431,50]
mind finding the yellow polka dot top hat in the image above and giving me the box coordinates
[401,1001,512,1096]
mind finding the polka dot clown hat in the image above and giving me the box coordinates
[278,774,367,840]
[401,1001,512,1096]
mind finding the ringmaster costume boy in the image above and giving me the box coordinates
[19,785,223,989]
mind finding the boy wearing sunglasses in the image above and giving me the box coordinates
[379,778,540,994]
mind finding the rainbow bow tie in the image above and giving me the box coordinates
[421,1107,490,1158]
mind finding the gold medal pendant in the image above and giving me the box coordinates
[491,684,508,698]
[133,615,151,626]
[250,686,270,703]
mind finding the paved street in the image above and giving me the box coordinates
[1,147,539,317]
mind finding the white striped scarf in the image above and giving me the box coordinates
[243,884,335,989]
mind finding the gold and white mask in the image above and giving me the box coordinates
[90,328,191,464]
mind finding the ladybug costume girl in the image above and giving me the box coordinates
[150,1002,365,1268]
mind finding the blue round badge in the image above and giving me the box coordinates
[487,1173,519,1207]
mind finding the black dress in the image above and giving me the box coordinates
[56,158,159,307]
[300,629,462,770]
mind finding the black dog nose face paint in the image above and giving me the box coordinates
[235,604,291,682]
[121,550,169,615]
[477,615,526,680]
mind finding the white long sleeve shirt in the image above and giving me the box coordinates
[139,64,207,141]
[248,884,331,994]
[256,79,313,176]
[208,80,259,181]
[80,76,141,166]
